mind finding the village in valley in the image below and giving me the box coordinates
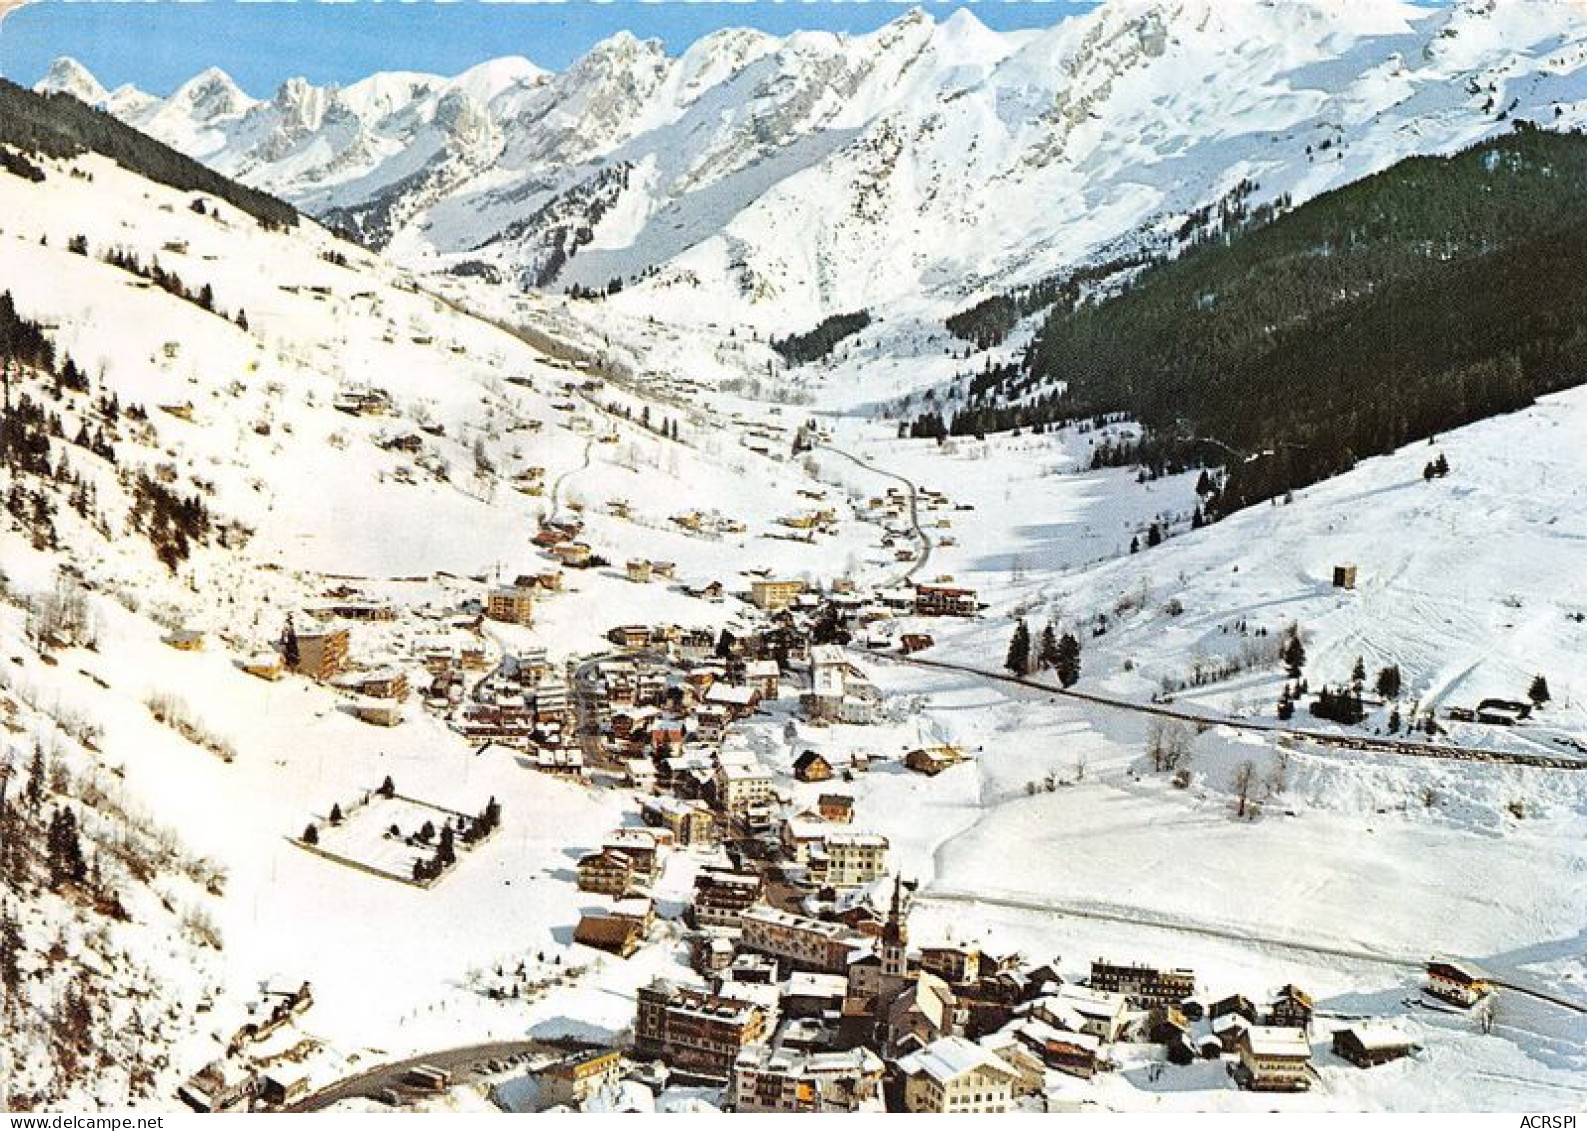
[3,0,1587,1116]
[164,461,1552,1113]
[0,144,1582,1115]
[0,142,1582,1117]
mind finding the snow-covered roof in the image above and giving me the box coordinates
[583,1080,655,1114]
[642,793,707,816]
[718,759,771,782]
[1055,984,1127,1020]
[1429,956,1490,982]
[896,1036,1018,1084]
[1243,1025,1312,1059]
[736,1044,882,1077]
[742,904,851,939]
[705,683,757,706]
[786,971,848,998]
[810,644,847,667]
[608,827,666,849]
[1337,1020,1417,1051]
[826,831,888,849]
[1015,1017,1101,1052]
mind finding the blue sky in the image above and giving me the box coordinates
[0,0,1093,95]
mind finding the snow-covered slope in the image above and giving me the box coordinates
[41,0,1587,327]
[6,56,1587,1112]
[0,135,894,1107]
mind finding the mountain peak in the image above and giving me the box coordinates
[563,29,669,88]
[588,28,663,57]
[867,5,937,43]
[167,66,256,122]
[449,56,547,105]
[36,56,109,106]
[940,6,986,34]
[932,5,1014,62]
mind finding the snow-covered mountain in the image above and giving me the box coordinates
[40,0,1587,326]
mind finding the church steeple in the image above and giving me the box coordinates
[882,874,909,977]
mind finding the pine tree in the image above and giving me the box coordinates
[1005,620,1031,676]
[46,807,86,888]
[378,775,395,798]
[1375,664,1402,700]
[302,824,319,845]
[1528,673,1551,706]
[0,903,22,1005]
[1054,633,1082,688]
[280,615,300,671]
[1351,655,1366,688]
[437,825,456,867]
[1281,626,1306,678]
[1037,625,1061,671]
[25,743,45,813]
[1277,684,1295,721]
[329,803,344,826]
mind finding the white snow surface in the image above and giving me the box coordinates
[6,3,1587,1112]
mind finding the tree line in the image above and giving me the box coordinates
[0,79,297,230]
[916,124,1587,522]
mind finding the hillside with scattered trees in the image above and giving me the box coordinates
[0,80,298,231]
[921,125,1587,519]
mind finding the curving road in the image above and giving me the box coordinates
[814,443,932,585]
[548,434,593,522]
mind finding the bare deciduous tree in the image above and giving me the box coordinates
[1233,760,1259,819]
[1147,719,1196,772]
[1266,749,1292,796]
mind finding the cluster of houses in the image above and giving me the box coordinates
[179,984,319,1112]
[555,654,1471,1116]
[232,597,411,725]
[577,872,1446,1113]
[206,514,1476,1116]
[555,570,1003,984]
[532,517,599,571]
[743,575,980,624]
[453,645,576,756]
[589,882,1466,1114]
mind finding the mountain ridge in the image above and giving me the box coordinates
[32,0,1587,328]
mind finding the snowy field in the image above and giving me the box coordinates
[0,122,1583,1113]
